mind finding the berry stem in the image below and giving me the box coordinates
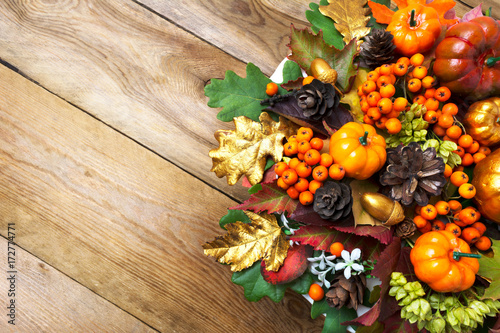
[359,131,369,145]
[260,90,297,106]
[486,56,500,67]
[452,251,481,261]
[409,9,417,27]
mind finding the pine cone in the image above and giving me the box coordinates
[296,79,339,120]
[326,274,367,310]
[379,142,447,206]
[360,29,396,69]
[313,181,353,221]
[394,218,417,239]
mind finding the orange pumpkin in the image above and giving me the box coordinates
[387,4,442,56]
[472,148,500,223]
[329,122,386,180]
[410,230,479,293]
[463,97,500,147]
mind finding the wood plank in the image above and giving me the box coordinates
[0,65,323,331]
[0,236,157,332]
[0,0,251,202]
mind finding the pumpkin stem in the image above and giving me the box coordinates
[359,131,369,145]
[486,56,500,67]
[409,9,417,27]
[486,7,492,17]
[452,251,481,261]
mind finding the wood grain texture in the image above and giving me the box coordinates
[0,0,251,202]
[0,64,323,332]
[0,237,157,333]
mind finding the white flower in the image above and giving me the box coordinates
[307,251,336,288]
[334,248,365,280]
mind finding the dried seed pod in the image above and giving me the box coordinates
[360,192,405,226]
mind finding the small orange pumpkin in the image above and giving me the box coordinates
[463,97,500,147]
[410,230,479,293]
[329,122,386,180]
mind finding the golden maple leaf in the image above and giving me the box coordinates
[202,211,290,272]
[319,0,371,44]
[209,112,299,186]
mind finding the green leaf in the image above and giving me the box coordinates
[281,60,303,84]
[248,184,263,195]
[311,296,358,333]
[205,63,280,122]
[219,209,251,229]
[232,261,313,302]
[305,0,344,49]
[478,238,500,300]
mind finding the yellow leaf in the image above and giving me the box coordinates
[209,112,299,186]
[340,68,369,123]
[202,211,290,272]
[319,0,371,44]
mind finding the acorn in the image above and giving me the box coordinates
[360,192,405,226]
[310,58,338,85]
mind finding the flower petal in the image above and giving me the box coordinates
[344,266,352,279]
[335,262,347,270]
[341,250,351,262]
[352,263,364,272]
[351,248,361,260]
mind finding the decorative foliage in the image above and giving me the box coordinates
[203,211,289,272]
[306,0,345,49]
[209,112,299,186]
[311,296,358,333]
[478,239,500,300]
[261,244,313,285]
[319,0,371,44]
[231,182,299,215]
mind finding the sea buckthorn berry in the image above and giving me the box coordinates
[274,162,289,176]
[288,135,298,143]
[288,157,301,169]
[444,164,453,178]
[413,215,428,228]
[459,183,476,199]
[284,141,299,156]
[282,169,298,185]
[445,222,461,237]
[385,118,402,135]
[297,127,314,142]
[471,222,487,236]
[362,80,377,94]
[437,114,454,129]
[442,103,458,115]
[473,152,486,164]
[453,146,465,158]
[329,164,345,180]
[434,86,451,102]
[304,149,321,166]
[308,283,325,301]
[412,66,428,79]
[475,236,492,251]
[422,76,435,89]
[450,171,469,187]
[309,179,323,194]
[448,200,462,213]
[459,207,478,225]
[393,62,408,76]
[320,153,333,168]
[266,82,279,96]
[421,204,438,220]
[458,134,473,148]
[423,110,438,124]
[294,178,310,193]
[367,71,379,81]
[424,97,440,111]
[298,140,312,154]
[367,91,382,107]
[380,83,396,98]
[329,242,345,257]
[377,98,393,114]
[312,165,329,182]
[310,137,324,151]
[479,146,491,155]
[435,201,450,215]
[376,75,392,89]
[413,95,426,105]
[303,76,315,85]
[462,227,481,244]
[379,64,393,75]
[446,125,462,139]
[277,177,290,190]
[424,88,436,99]
[299,190,314,206]
[462,153,474,166]
[431,219,446,231]
[367,107,382,121]
[296,162,312,178]
[410,53,424,66]
[407,78,422,92]
[286,186,300,199]
[393,97,408,112]
[397,57,411,66]
[465,140,480,154]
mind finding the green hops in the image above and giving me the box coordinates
[386,105,428,148]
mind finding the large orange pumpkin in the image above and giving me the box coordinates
[472,148,500,223]
[410,230,479,293]
[329,122,386,180]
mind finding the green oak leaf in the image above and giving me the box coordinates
[281,60,303,84]
[205,63,286,122]
[219,209,251,229]
[478,238,500,300]
[311,295,358,333]
[288,26,358,93]
[232,261,313,302]
[306,0,344,49]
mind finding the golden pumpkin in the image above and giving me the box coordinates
[472,148,500,223]
[463,97,500,146]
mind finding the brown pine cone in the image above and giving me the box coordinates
[394,218,417,239]
[326,274,367,310]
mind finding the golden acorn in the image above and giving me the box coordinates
[310,58,337,85]
[360,192,405,226]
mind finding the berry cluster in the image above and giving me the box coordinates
[278,127,345,205]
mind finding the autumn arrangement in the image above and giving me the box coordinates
[202,0,500,332]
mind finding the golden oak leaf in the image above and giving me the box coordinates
[202,211,290,272]
[319,0,371,44]
[209,112,299,186]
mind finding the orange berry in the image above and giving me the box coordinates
[274,161,289,176]
[459,207,478,225]
[431,219,446,231]
[454,146,465,158]
[479,146,491,155]
[286,186,300,199]
[320,153,333,168]
[434,86,451,102]
[308,283,325,301]
[385,109,400,119]
[446,125,462,139]
[471,222,487,236]
[462,153,474,166]
[297,140,312,154]
[377,97,393,114]
[445,222,462,237]
[296,162,312,178]
[282,169,298,185]
[277,177,290,190]
[367,71,379,81]
[410,53,424,66]
[376,75,392,89]
[393,97,408,111]
[423,110,438,124]
[303,76,315,85]
[294,177,310,192]
[437,114,454,129]
[367,91,382,107]
[299,190,314,206]
[473,152,486,164]
[442,103,458,115]
[367,107,382,121]
[297,152,305,161]
[380,64,393,75]
[413,95,426,105]
[475,236,492,251]
[363,114,375,125]
[385,118,402,134]
[412,66,428,79]
[375,117,388,129]
[380,83,396,98]
[424,97,440,111]
[408,78,422,92]
[465,140,480,154]
[461,227,481,244]
[329,164,345,180]
[432,124,446,136]
[362,80,377,94]
[458,134,473,148]
[422,76,435,89]
[304,149,321,166]
[297,127,314,142]
[312,165,329,182]
[444,164,453,178]
[413,215,428,228]
[266,82,279,96]
[421,204,438,220]
[435,201,450,215]
[393,62,408,76]
[397,57,411,66]
[458,183,476,199]
[448,200,462,213]
[450,171,469,187]
[284,141,298,156]
[424,88,436,99]
[310,137,324,151]
[309,180,323,194]
[329,242,345,257]
[288,157,301,169]
[418,220,432,233]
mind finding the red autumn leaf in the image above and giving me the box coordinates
[367,1,395,24]
[381,312,420,333]
[231,182,298,215]
[260,244,313,285]
[289,225,385,261]
[242,165,276,187]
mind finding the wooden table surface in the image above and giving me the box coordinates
[0,0,497,332]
